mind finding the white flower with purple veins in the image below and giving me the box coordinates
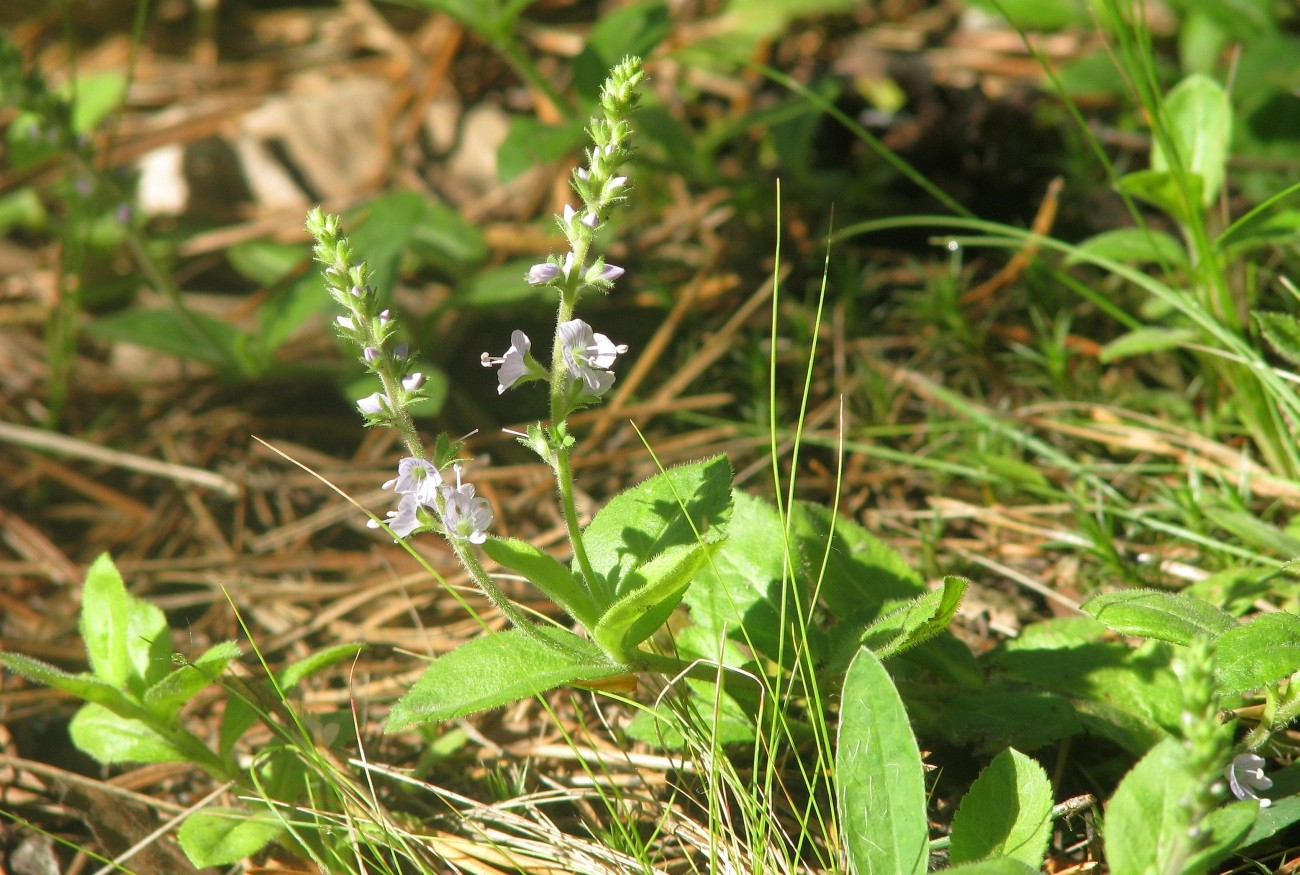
[1225,753,1272,807]
[481,330,533,394]
[383,457,443,504]
[442,465,493,544]
[368,493,424,539]
[559,319,626,396]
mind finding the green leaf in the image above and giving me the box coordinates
[1117,169,1202,226]
[1255,311,1300,367]
[482,537,600,628]
[227,239,302,285]
[497,115,587,183]
[178,808,283,868]
[593,540,723,659]
[1218,209,1300,254]
[582,455,732,601]
[126,594,172,691]
[143,640,241,722]
[385,627,624,729]
[69,703,187,764]
[1069,227,1187,267]
[860,575,968,660]
[1202,506,1300,556]
[836,647,929,875]
[1151,73,1231,208]
[913,687,1080,755]
[280,642,366,689]
[1215,611,1300,693]
[256,271,327,354]
[949,748,1053,866]
[1099,327,1198,363]
[1082,589,1237,645]
[79,553,131,688]
[994,622,1184,755]
[451,259,551,308]
[791,500,925,620]
[962,0,1090,29]
[84,308,252,374]
[409,200,488,271]
[1105,738,1256,874]
[219,643,364,760]
[684,489,800,662]
[68,71,127,133]
[944,861,1042,875]
[350,191,424,297]
[0,652,141,715]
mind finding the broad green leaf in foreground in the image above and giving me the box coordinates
[79,552,131,688]
[949,748,1053,867]
[1214,611,1300,693]
[69,703,187,764]
[837,646,928,875]
[593,540,722,660]
[1151,73,1231,208]
[1105,738,1256,874]
[482,537,600,628]
[386,627,625,729]
[178,809,283,868]
[582,454,732,600]
[1082,589,1237,645]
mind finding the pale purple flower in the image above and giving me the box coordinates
[383,457,443,504]
[357,391,390,415]
[367,493,423,538]
[591,263,624,283]
[363,347,379,363]
[558,319,626,396]
[442,464,493,544]
[1226,753,1272,807]
[481,330,532,394]
[580,212,598,229]
[528,263,561,285]
[403,372,423,391]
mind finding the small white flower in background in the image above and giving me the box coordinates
[1225,753,1272,807]
[368,493,423,539]
[383,457,443,504]
[558,319,626,396]
[480,330,533,394]
[442,464,493,544]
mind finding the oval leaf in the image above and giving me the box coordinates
[1215,611,1300,693]
[1151,73,1231,207]
[482,537,600,628]
[950,748,1053,866]
[837,646,929,875]
[385,628,624,729]
[1082,589,1237,645]
[178,809,283,868]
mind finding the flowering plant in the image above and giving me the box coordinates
[308,56,734,726]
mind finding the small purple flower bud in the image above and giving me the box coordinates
[393,343,409,360]
[357,392,389,415]
[598,264,624,282]
[608,176,627,190]
[363,347,379,362]
[581,212,598,229]
[378,310,391,326]
[576,167,589,181]
[336,315,356,331]
[403,372,423,391]
[528,263,562,285]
